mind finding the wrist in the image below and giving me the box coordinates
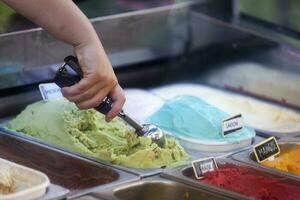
[73,37,103,60]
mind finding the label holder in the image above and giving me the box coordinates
[39,83,63,102]
[253,136,280,163]
[192,157,218,179]
[222,114,243,136]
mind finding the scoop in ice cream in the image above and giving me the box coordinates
[147,95,255,144]
[7,99,188,169]
[187,163,300,200]
[255,143,300,176]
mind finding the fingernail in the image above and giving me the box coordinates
[105,117,112,123]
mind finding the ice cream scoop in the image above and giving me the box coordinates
[54,56,166,147]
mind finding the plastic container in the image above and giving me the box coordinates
[0,158,49,200]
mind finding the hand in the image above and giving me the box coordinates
[3,0,125,121]
[61,40,125,122]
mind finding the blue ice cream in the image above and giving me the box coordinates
[147,95,255,143]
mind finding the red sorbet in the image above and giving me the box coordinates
[200,163,300,200]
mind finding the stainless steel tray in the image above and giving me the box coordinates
[232,138,300,181]
[1,125,266,178]
[0,126,195,178]
[255,129,300,139]
[0,123,267,178]
[195,135,265,159]
[0,131,139,199]
[161,158,300,200]
[84,176,236,200]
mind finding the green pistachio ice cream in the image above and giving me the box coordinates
[7,99,188,169]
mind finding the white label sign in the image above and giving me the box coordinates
[39,83,63,101]
[222,114,243,136]
[192,157,218,179]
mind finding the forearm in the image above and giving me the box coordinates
[3,0,125,119]
[3,0,98,47]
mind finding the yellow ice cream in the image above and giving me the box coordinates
[7,99,188,169]
[260,143,300,175]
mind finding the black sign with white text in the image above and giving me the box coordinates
[253,137,280,163]
[192,157,218,179]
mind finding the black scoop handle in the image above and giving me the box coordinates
[54,56,113,115]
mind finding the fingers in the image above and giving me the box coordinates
[76,87,110,109]
[63,82,125,122]
[62,79,125,121]
[62,78,110,109]
[63,81,105,104]
[106,85,126,122]
[61,78,92,97]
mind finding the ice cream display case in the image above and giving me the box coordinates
[0,1,200,179]
[1,0,300,199]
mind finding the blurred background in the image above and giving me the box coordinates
[1,0,300,117]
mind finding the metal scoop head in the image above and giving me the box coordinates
[118,111,166,147]
[54,56,166,147]
[142,124,166,148]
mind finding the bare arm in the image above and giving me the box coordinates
[3,0,125,121]
[3,0,96,48]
